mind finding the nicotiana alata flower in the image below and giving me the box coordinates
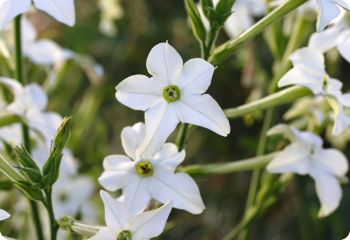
[0,0,76,29]
[267,124,349,217]
[278,47,350,135]
[314,0,350,31]
[0,77,62,145]
[99,122,205,214]
[89,191,172,240]
[309,17,350,63]
[116,42,230,155]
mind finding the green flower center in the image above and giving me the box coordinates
[163,85,180,102]
[117,230,132,240]
[136,161,154,177]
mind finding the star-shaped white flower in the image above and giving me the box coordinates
[0,77,62,145]
[309,18,350,63]
[315,0,350,31]
[116,42,230,155]
[278,47,350,135]
[267,124,349,217]
[0,0,75,30]
[99,122,205,214]
[89,191,172,240]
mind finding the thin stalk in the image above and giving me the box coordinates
[45,188,59,240]
[179,152,277,177]
[209,0,307,65]
[14,15,44,240]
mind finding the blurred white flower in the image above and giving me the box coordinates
[309,17,350,63]
[267,124,349,217]
[278,47,350,135]
[116,42,230,155]
[89,191,172,240]
[0,77,62,144]
[314,0,350,31]
[0,0,75,30]
[99,122,205,214]
[98,0,123,37]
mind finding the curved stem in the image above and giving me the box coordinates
[45,188,59,240]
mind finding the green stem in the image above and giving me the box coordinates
[14,15,44,240]
[176,123,190,150]
[45,188,59,240]
[179,152,277,177]
[209,0,307,65]
[224,86,311,119]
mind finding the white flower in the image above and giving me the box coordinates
[0,0,75,30]
[0,77,62,144]
[116,42,230,155]
[267,124,349,217]
[278,47,350,135]
[314,0,350,31]
[309,18,350,62]
[99,122,205,214]
[89,191,172,240]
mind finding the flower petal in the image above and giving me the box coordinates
[24,83,48,111]
[123,178,152,214]
[100,191,132,232]
[338,31,350,63]
[267,143,311,175]
[316,149,349,176]
[116,75,164,111]
[0,209,10,221]
[88,227,115,240]
[290,48,325,74]
[316,0,341,32]
[99,155,135,191]
[150,172,205,214]
[132,201,173,240]
[310,171,342,217]
[154,147,185,172]
[0,0,30,30]
[146,42,183,84]
[33,0,76,26]
[175,58,214,95]
[137,102,179,157]
[121,123,146,160]
[309,25,342,52]
[177,94,230,136]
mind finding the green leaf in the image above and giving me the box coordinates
[43,117,72,186]
[15,181,44,201]
[185,0,207,46]
[200,0,214,19]
[213,0,235,26]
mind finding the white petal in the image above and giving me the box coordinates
[278,67,324,94]
[177,94,230,136]
[328,99,350,136]
[0,209,10,221]
[116,75,164,111]
[24,40,73,66]
[224,5,253,38]
[132,201,173,240]
[99,155,135,191]
[309,25,342,52]
[316,149,349,176]
[333,0,350,9]
[175,58,214,95]
[290,48,325,73]
[338,31,350,63]
[149,172,205,214]
[316,0,341,32]
[100,191,132,232]
[137,102,179,157]
[155,147,185,172]
[0,77,24,98]
[123,178,152,214]
[121,123,146,160]
[23,83,48,111]
[146,42,183,83]
[267,143,311,175]
[310,171,342,217]
[88,227,114,240]
[0,0,31,30]
[33,0,75,26]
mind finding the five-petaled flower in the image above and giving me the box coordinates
[267,124,349,217]
[278,47,350,136]
[116,42,230,155]
[89,191,172,240]
[0,0,75,29]
[99,122,205,214]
